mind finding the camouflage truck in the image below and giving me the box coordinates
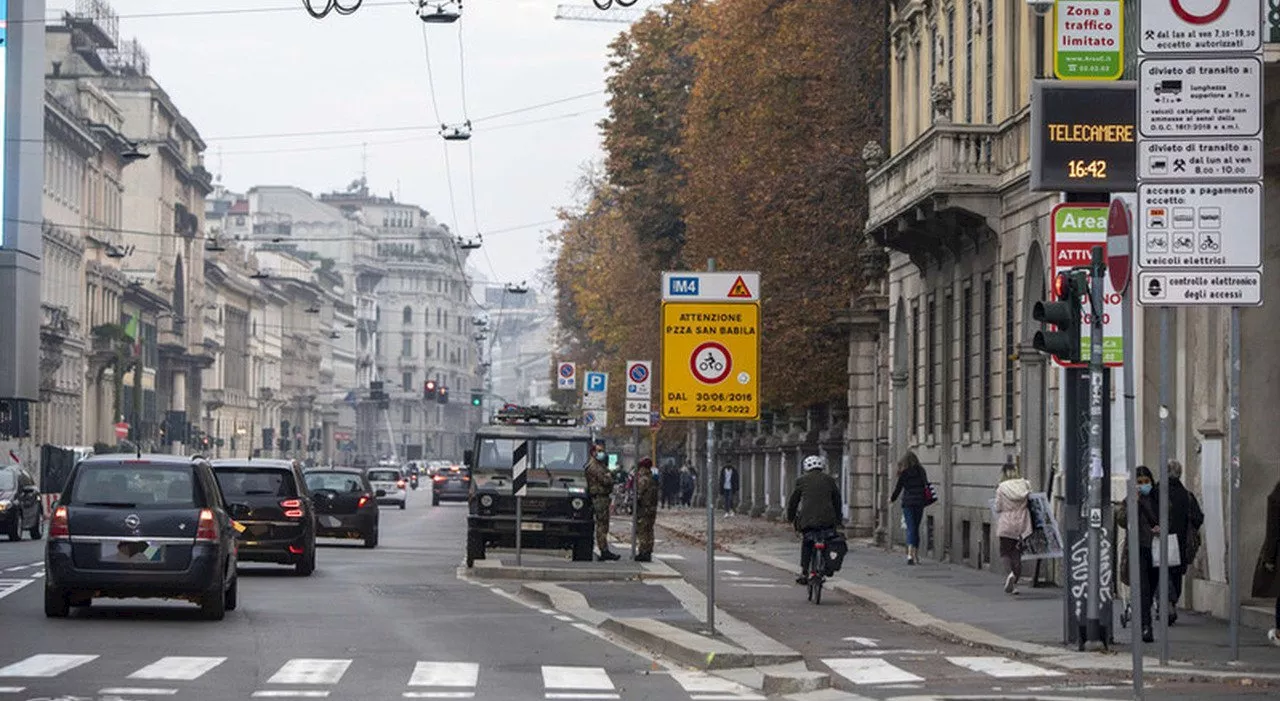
[465,406,596,566]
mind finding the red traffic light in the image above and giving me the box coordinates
[1053,272,1068,299]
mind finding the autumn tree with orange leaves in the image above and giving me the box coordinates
[551,0,884,416]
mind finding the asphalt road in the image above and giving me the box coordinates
[645,516,1279,701]
[0,492,734,701]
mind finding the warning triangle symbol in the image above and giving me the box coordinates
[727,275,752,299]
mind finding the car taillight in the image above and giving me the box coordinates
[196,509,218,541]
[357,495,371,508]
[462,475,470,482]
[433,475,447,482]
[49,506,70,540]
[397,480,406,488]
[280,498,304,518]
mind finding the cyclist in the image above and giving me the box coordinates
[785,454,843,585]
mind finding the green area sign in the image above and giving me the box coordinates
[1054,0,1124,81]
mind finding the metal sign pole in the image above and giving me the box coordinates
[706,419,716,634]
[515,496,523,567]
[631,427,639,560]
[1229,307,1241,660]
[1121,261,1144,699]
[1086,246,1107,645]
[1157,308,1171,663]
[513,441,529,567]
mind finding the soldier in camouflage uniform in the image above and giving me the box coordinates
[584,440,620,561]
[634,458,659,562]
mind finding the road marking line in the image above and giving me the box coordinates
[252,692,331,698]
[30,572,43,579]
[27,561,40,568]
[652,553,684,560]
[544,694,619,700]
[945,656,1066,678]
[554,614,574,622]
[843,636,879,647]
[0,654,99,677]
[841,649,939,656]
[822,658,924,685]
[0,579,34,600]
[538,609,558,615]
[669,670,766,699]
[2,566,26,572]
[267,659,352,685]
[403,693,475,699]
[731,583,789,588]
[541,665,614,690]
[408,662,479,688]
[128,656,228,680]
[0,687,25,693]
[713,555,742,562]
[99,687,179,695]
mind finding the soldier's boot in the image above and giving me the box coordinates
[598,550,621,562]
[634,553,652,562]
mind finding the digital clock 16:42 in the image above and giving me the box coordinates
[1067,159,1108,179]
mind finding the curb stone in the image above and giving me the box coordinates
[656,521,1280,683]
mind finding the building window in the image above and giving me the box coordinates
[947,7,956,86]
[1008,0,1021,110]
[982,277,993,428]
[965,0,974,122]
[1004,269,1017,433]
[401,334,412,358]
[402,372,413,392]
[911,303,920,436]
[403,405,413,424]
[926,296,937,435]
[897,49,908,143]
[985,0,995,122]
[403,306,412,326]
[930,25,938,86]
[962,284,973,429]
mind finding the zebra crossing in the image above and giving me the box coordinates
[0,654,767,700]
[820,654,1064,687]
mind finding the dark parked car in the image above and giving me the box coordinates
[431,464,470,505]
[212,459,317,576]
[44,454,239,620]
[304,469,381,548]
[0,464,42,541]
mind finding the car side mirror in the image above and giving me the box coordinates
[375,489,387,498]
[228,503,252,520]
[463,450,473,468]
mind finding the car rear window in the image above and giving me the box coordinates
[367,470,400,482]
[305,472,364,493]
[70,464,200,508]
[215,468,298,498]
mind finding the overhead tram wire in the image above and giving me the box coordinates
[303,0,365,19]
[452,16,499,281]
[24,0,406,23]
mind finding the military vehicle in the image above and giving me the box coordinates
[464,406,597,566]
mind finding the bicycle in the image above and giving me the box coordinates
[807,539,827,604]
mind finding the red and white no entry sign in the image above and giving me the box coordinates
[690,341,731,385]
[1169,0,1229,25]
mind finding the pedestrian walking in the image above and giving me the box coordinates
[1119,465,1160,643]
[1160,459,1204,625]
[994,461,1032,595]
[1251,478,1280,646]
[634,458,659,562]
[719,464,740,516]
[584,440,620,561]
[680,466,695,507]
[890,451,930,565]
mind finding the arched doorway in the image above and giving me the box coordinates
[1020,242,1049,489]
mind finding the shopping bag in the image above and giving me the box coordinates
[1152,533,1182,568]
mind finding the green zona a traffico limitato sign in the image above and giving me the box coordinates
[1054,0,1124,81]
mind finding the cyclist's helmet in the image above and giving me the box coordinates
[803,455,827,471]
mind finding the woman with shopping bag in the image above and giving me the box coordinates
[1118,465,1161,644]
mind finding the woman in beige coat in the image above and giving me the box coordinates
[994,462,1033,595]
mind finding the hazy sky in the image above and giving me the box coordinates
[49,0,643,287]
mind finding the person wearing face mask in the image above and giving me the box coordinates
[1119,465,1161,643]
[634,458,659,562]
[584,440,621,561]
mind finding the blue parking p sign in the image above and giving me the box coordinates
[586,372,607,393]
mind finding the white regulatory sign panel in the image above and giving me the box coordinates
[624,413,650,427]
[1137,271,1262,306]
[1138,138,1262,181]
[1138,57,1262,138]
[625,399,651,413]
[1140,0,1262,54]
[1137,182,1261,269]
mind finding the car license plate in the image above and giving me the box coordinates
[520,522,543,532]
[102,541,164,563]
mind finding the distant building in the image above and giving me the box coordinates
[484,286,553,409]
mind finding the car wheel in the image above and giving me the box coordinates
[466,529,485,567]
[399,500,406,510]
[432,495,440,506]
[224,575,238,612]
[571,537,594,562]
[200,573,227,621]
[28,508,42,539]
[7,514,21,542]
[296,549,316,576]
[363,530,378,549]
[44,585,70,618]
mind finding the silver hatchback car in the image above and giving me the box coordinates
[365,467,407,510]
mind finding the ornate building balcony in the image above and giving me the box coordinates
[864,100,1031,270]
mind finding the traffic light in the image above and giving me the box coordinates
[470,390,482,407]
[423,379,438,400]
[1033,271,1086,363]
[437,386,450,404]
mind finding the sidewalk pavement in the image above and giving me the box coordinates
[651,509,1280,681]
